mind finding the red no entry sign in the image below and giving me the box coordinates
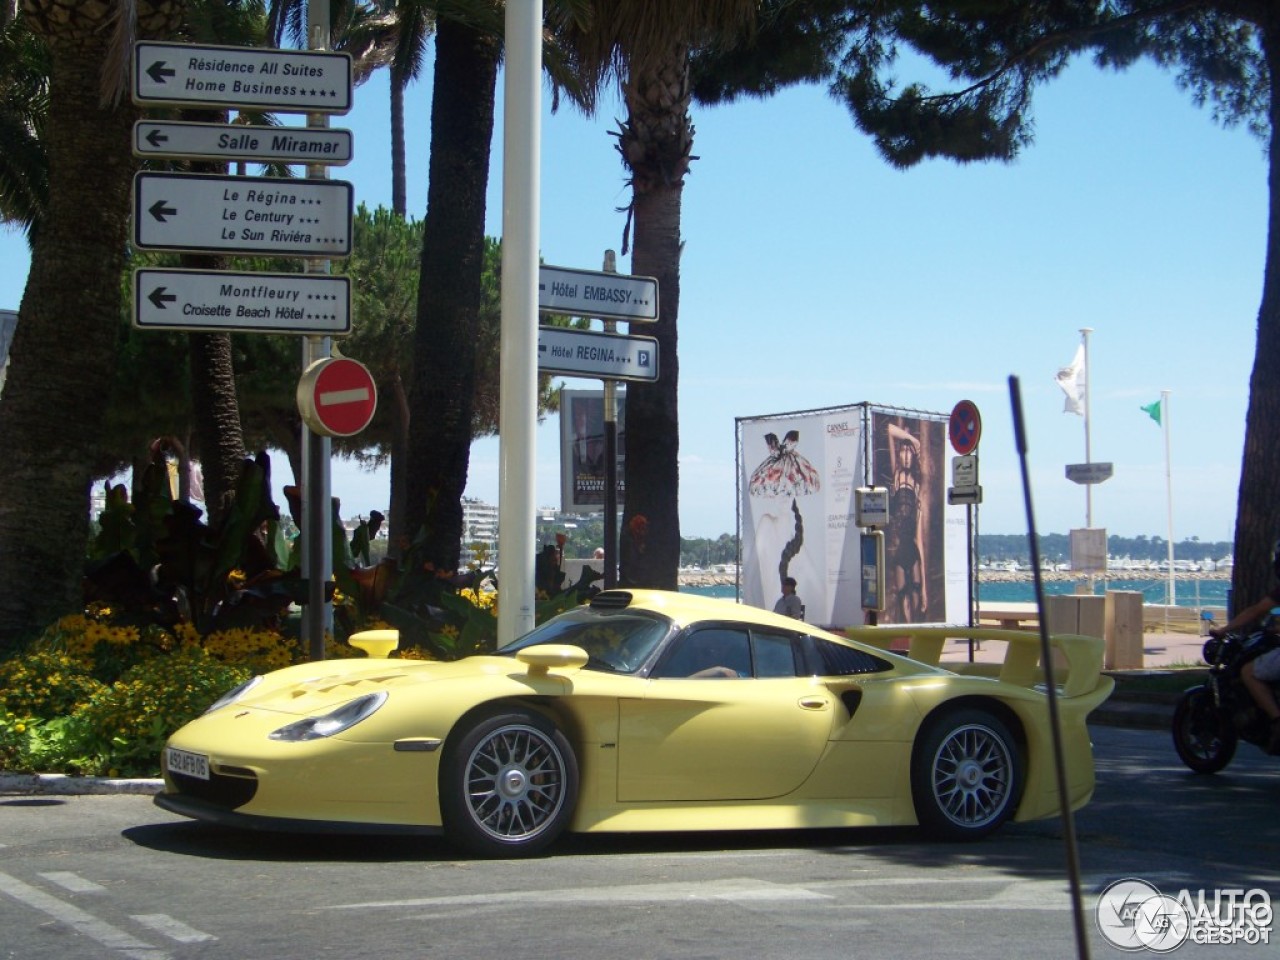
[949,400,982,455]
[297,357,377,437]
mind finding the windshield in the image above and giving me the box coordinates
[504,608,672,674]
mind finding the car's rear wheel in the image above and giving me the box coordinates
[440,708,578,857]
[911,708,1022,841]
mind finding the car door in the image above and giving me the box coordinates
[616,625,836,802]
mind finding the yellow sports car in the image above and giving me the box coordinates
[155,589,1113,856]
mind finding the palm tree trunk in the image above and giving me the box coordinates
[617,49,691,590]
[402,16,499,570]
[0,8,140,644]
[1231,13,1280,610]
[188,331,246,527]
[391,62,408,217]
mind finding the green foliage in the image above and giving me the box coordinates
[84,452,296,636]
[69,647,253,776]
[0,650,105,721]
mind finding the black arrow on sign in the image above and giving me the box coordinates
[148,287,177,309]
[145,128,168,148]
[148,199,177,222]
[147,61,175,84]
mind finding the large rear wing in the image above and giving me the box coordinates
[842,625,1106,698]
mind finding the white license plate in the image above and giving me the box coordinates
[166,747,209,780]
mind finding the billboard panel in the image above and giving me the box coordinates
[559,389,626,513]
[738,409,864,626]
[869,411,948,624]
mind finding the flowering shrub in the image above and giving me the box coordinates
[199,626,298,672]
[0,650,106,721]
[0,575,585,778]
[68,647,253,776]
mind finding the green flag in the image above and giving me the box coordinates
[1141,399,1162,425]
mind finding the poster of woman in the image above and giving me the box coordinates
[871,412,946,624]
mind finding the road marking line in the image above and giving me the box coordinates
[131,914,218,943]
[0,870,169,960]
[40,871,107,893]
[328,877,832,911]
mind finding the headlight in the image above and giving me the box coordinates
[268,691,388,742]
[204,675,263,715]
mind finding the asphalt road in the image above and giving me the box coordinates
[1,725,1277,960]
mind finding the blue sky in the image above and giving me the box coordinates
[0,51,1265,541]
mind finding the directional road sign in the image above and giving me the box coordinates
[537,327,659,382]
[134,172,353,258]
[297,357,377,437]
[1066,462,1114,485]
[134,121,352,166]
[134,41,352,113]
[134,268,350,335]
[538,265,659,322]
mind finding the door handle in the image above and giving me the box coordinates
[798,697,829,710]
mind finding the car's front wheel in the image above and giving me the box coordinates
[911,708,1023,841]
[440,708,578,857]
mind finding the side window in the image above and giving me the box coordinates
[654,627,751,678]
[751,630,800,678]
[803,637,892,677]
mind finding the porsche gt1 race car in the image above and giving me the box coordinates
[155,589,1113,856]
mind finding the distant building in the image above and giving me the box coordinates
[461,497,499,567]
[0,309,17,395]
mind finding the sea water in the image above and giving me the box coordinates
[683,577,1231,609]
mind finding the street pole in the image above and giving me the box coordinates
[602,250,619,588]
[1081,326,1093,530]
[303,0,332,660]
[496,0,542,645]
[1162,390,1175,607]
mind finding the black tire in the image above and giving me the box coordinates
[911,708,1023,841]
[439,708,578,857]
[1172,686,1237,774]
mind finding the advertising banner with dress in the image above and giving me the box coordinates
[737,409,864,627]
[738,404,963,628]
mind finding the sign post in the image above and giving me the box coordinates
[948,400,983,639]
[131,28,357,659]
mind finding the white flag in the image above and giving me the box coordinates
[1055,344,1086,416]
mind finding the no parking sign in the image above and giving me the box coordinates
[949,400,982,455]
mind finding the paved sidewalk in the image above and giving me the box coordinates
[937,627,1208,671]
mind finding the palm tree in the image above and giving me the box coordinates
[401,9,502,570]
[0,0,183,646]
[555,2,759,588]
[0,10,48,242]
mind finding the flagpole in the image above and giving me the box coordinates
[1163,389,1174,607]
[1081,327,1093,529]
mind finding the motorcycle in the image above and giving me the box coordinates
[1171,627,1280,773]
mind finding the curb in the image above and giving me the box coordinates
[0,773,162,797]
